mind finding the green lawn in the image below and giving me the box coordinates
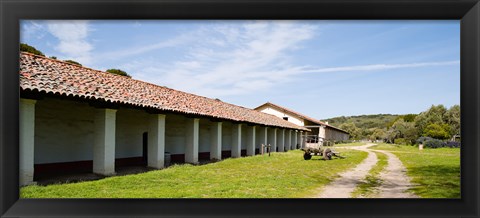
[21,149,367,198]
[351,151,388,198]
[370,143,460,198]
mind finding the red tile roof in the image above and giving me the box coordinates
[254,102,349,134]
[19,52,308,131]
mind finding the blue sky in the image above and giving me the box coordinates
[20,20,460,119]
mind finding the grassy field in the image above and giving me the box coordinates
[351,151,388,198]
[21,149,367,198]
[370,143,460,198]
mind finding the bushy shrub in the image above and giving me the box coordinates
[394,138,406,145]
[20,43,44,56]
[106,69,131,78]
[424,139,447,148]
[446,141,461,148]
[423,123,451,139]
[416,136,433,145]
[417,137,460,149]
[64,60,82,66]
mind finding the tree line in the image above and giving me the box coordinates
[325,104,460,147]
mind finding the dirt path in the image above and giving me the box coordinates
[371,149,418,198]
[313,143,418,198]
[313,143,377,198]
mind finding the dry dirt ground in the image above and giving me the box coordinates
[313,143,418,198]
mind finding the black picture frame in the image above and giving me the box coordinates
[1,0,479,217]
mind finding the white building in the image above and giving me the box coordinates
[19,52,308,186]
[254,102,350,145]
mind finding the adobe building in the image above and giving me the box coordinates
[254,102,349,145]
[19,52,308,186]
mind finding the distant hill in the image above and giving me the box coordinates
[322,105,458,144]
[323,114,401,130]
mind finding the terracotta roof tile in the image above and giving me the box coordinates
[19,52,308,131]
[254,102,348,134]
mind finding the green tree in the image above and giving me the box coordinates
[445,105,460,137]
[423,123,451,139]
[385,128,397,143]
[391,119,407,138]
[20,43,44,56]
[402,122,418,145]
[414,104,448,135]
[106,69,131,78]
[338,122,361,140]
[64,60,82,66]
[370,128,386,142]
[402,114,417,122]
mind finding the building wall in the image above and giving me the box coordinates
[319,125,326,139]
[222,122,233,151]
[255,127,263,150]
[35,98,96,164]
[240,125,248,150]
[115,108,149,158]
[325,127,349,141]
[35,98,162,164]
[34,98,298,166]
[35,98,221,164]
[198,119,212,153]
[257,106,305,127]
[164,113,186,155]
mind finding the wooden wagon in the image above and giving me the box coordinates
[302,136,341,160]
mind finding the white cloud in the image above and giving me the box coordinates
[117,21,459,99]
[98,34,192,61]
[298,60,460,74]
[20,21,46,41]
[46,20,93,65]
[121,21,317,97]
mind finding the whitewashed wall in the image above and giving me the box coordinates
[34,98,302,165]
[222,122,232,151]
[319,125,326,139]
[35,98,153,164]
[241,125,247,150]
[255,127,262,150]
[35,98,95,164]
[257,106,305,127]
[164,114,186,155]
[198,119,212,153]
[115,108,148,158]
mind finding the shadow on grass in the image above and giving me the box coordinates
[407,165,460,198]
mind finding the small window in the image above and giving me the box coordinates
[283,117,289,121]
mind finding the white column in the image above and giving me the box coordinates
[20,99,36,186]
[292,130,298,150]
[319,125,326,141]
[286,130,292,151]
[185,118,199,164]
[278,129,285,152]
[210,122,222,160]
[263,127,268,145]
[148,114,166,169]
[268,128,277,152]
[93,108,117,176]
[299,131,304,149]
[246,126,256,156]
[231,124,242,158]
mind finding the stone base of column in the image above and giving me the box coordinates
[19,170,36,187]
